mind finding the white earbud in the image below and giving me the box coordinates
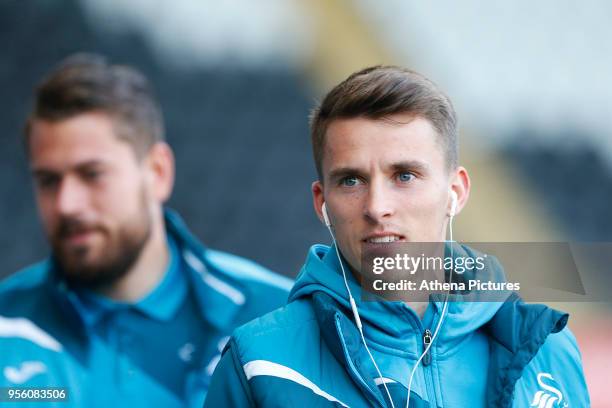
[322,202,331,227]
[449,190,458,218]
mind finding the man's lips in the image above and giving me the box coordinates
[362,233,407,244]
[60,229,100,246]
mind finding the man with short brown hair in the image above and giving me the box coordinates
[0,53,292,408]
[204,66,589,407]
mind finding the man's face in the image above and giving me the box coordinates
[312,113,468,274]
[29,112,154,288]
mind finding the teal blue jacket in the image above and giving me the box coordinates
[205,244,589,407]
[0,209,292,408]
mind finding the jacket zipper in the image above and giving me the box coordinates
[403,303,439,407]
[420,327,439,407]
[422,329,432,366]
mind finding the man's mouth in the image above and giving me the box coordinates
[63,230,97,244]
[363,234,406,244]
[57,226,103,247]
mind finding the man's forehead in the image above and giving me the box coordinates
[322,115,443,172]
[326,114,438,141]
[28,114,136,166]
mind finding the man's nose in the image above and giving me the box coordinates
[55,176,89,217]
[363,181,395,223]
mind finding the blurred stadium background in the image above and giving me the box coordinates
[1,0,610,405]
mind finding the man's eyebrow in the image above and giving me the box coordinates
[389,160,429,174]
[31,160,107,175]
[74,160,107,171]
[327,160,431,181]
[328,166,367,181]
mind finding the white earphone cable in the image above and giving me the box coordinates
[328,228,397,408]
[323,199,455,408]
[405,212,454,408]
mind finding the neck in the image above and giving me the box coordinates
[350,268,430,319]
[405,301,428,319]
[351,261,444,321]
[99,214,170,302]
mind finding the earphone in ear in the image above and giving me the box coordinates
[449,190,458,218]
[321,202,331,227]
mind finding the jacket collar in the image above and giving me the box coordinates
[312,291,388,407]
[311,291,431,408]
[152,208,247,331]
[309,289,568,408]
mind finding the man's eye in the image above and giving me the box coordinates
[36,175,60,190]
[83,170,102,182]
[397,172,414,182]
[341,176,360,187]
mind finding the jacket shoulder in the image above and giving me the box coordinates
[205,249,292,293]
[209,299,367,408]
[231,299,318,363]
[513,326,590,407]
[0,261,49,298]
[233,299,317,342]
[204,300,326,408]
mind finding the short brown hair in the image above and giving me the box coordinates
[24,53,164,158]
[309,65,457,180]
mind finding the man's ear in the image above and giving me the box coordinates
[312,180,326,224]
[449,166,470,216]
[144,142,175,203]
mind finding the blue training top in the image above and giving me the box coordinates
[0,208,292,408]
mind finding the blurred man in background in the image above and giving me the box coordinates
[0,53,291,408]
[204,66,589,407]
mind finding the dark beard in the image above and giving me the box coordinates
[52,194,152,291]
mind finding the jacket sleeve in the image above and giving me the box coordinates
[204,339,255,408]
[553,327,590,407]
[513,326,590,407]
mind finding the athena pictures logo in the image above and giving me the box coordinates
[360,241,611,303]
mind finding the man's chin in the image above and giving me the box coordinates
[54,249,130,289]
[60,263,124,289]
[52,214,151,290]
[57,247,102,271]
